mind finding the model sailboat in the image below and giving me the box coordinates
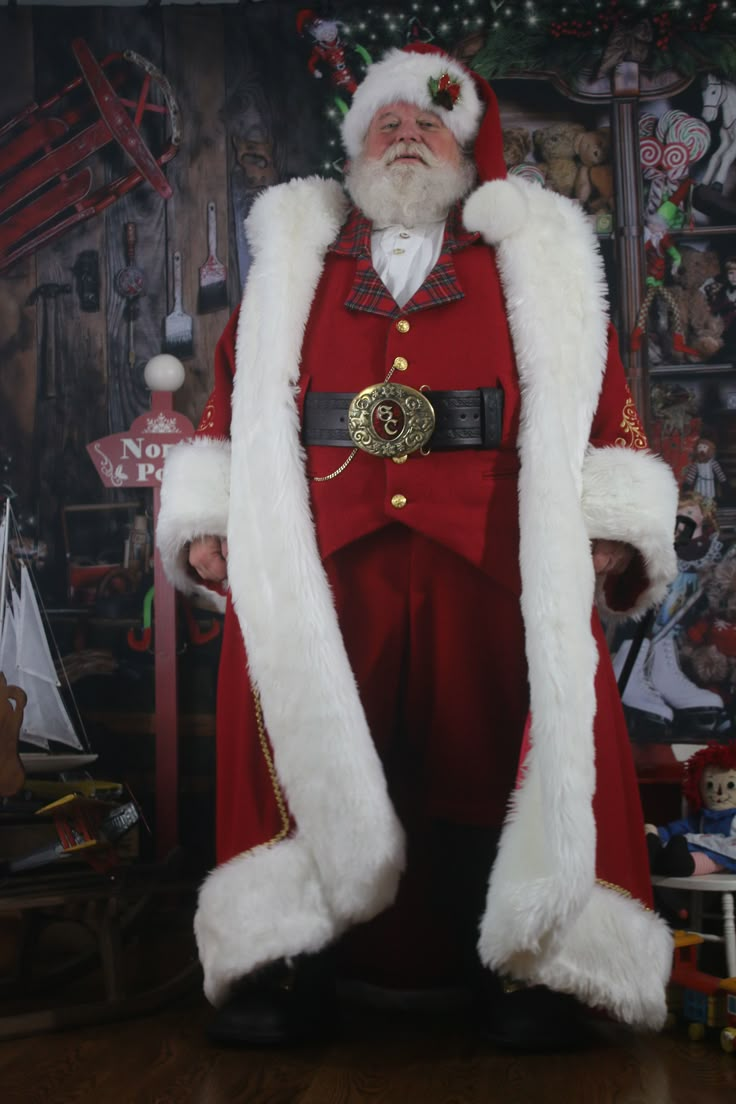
[0,501,97,772]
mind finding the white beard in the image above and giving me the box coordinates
[345,144,476,227]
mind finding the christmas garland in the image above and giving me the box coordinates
[469,1,736,83]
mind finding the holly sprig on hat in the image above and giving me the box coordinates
[428,72,461,111]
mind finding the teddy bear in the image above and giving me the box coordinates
[573,127,614,215]
[645,742,736,877]
[503,126,545,187]
[502,127,531,170]
[532,121,585,197]
[668,246,725,362]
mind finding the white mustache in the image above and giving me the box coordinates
[383,141,440,168]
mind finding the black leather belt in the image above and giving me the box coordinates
[303,386,504,454]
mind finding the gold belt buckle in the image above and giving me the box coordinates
[347,382,435,458]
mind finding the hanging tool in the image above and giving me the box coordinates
[25,281,72,399]
[115,222,145,369]
[197,201,228,314]
[72,250,100,312]
[163,249,193,359]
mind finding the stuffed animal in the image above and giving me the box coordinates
[502,127,531,169]
[668,246,725,362]
[646,742,736,876]
[503,127,545,187]
[573,127,614,214]
[532,121,585,197]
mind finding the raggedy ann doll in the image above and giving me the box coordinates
[646,742,736,877]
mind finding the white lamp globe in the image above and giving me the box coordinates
[144,354,186,392]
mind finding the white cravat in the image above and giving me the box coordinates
[371,220,446,309]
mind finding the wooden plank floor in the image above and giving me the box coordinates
[1,991,736,1104]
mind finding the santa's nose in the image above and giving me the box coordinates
[394,119,423,143]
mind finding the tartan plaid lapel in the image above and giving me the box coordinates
[329,204,480,318]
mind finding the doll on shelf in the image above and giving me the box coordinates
[646,742,736,877]
[708,256,736,358]
[681,437,728,503]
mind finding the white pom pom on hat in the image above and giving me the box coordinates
[341,46,483,160]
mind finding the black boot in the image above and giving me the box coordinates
[653,834,696,877]
[475,974,601,1052]
[206,953,336,1046]
[646,831,664,870]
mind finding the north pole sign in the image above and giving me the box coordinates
[87,391,194,487]
[86,354,195,859]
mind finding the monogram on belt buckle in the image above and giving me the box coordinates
[347,382,435,458]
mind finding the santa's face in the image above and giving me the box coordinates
[701,765,736,811]
[363,101,462,170]
[346,100,475,227]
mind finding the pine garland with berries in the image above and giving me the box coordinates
[470,1,736,82]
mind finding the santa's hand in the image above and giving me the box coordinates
[189,534,229,584]
[592,538,635,576]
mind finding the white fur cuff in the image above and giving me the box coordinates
[157,436,231,604]
[582,446,678,616]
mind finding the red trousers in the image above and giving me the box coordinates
[323,524,529,986]
[323,523,528,828]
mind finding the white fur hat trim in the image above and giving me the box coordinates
[341,47,483,160]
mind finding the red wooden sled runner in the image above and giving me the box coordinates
[0,37,181,272]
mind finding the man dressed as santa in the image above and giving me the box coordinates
[158,44,678,1049]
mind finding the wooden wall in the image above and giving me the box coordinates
[0,3,326,865]
[0,4,325,592]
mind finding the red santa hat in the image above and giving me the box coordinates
[341,43,507,183]
[296,9,317,35]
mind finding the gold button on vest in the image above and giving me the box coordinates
[391,493,408,509]
[392,356,409,372]
[396,319,410,334]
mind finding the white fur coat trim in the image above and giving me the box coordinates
[198,177,406,1006]
[485,882,672,1029]
[167,175,675,1020]
[466,181,671,1027]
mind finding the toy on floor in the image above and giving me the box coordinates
[667,930,736,1051]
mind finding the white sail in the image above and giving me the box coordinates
[0,503,86,753]
[0,594,49,750]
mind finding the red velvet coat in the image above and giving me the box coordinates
[158,174,679,1028]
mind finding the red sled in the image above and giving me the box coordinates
[0,37,181,273]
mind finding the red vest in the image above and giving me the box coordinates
[300,242,523,592]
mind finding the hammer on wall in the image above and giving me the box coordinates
[26,282,72,399]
